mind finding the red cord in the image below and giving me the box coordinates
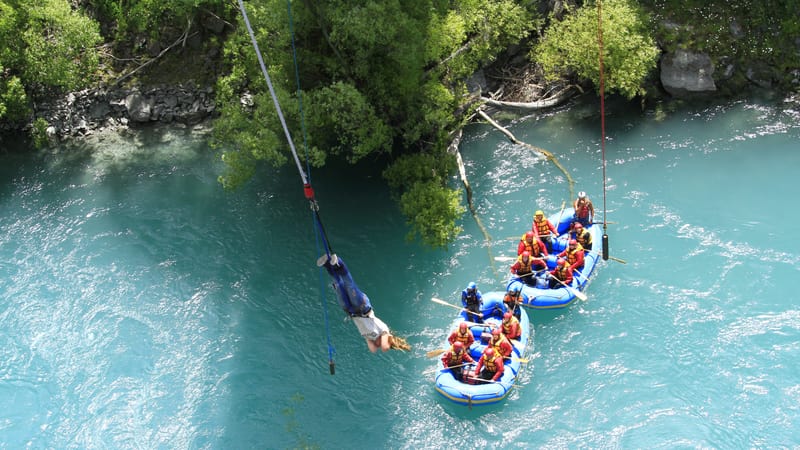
[597,0,607,230]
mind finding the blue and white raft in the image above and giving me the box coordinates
[510,207,602,309]
[434,293,530,406]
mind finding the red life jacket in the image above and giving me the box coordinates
[483,354,499,372]
[515,255,533,273]
[565,245,584,266]
[576,199,591,218]
[502,318,520,338]
[446,349,465,366]
[534,218,551,236]
[453,329,472,345]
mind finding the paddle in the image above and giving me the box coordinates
[493,256,517,262]
[506,355,528,363]
[431,297,483,318]
[466,377,508,387]
[555,200,566,232]
[547,273,588,301]
[463,321,496,328]
[588,251,626,264]
[511,267,547,279]
[426,348,447,358]
[423,361,475,375]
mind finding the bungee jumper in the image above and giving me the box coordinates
[236,0,409,372]
[317,253,410,353]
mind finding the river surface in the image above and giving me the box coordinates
[1,95,799,449]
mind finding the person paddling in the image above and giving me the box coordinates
[461,282,483,324]
[532,209,559,252]
[473,347,504,384]
[441,341,474,381]
[448,322,475,348]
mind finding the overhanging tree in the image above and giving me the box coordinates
[212,0,535,248]
[533,0,660,99]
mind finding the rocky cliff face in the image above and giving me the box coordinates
[33,84,216,141]
[659,49,717,97]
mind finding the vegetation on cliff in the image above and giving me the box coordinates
[1,0,797,248]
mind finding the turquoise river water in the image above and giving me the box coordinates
[1,95,799,449]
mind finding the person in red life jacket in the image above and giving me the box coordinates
[441,341,474,381]
[532,209,559,252]
[548,258,574,289]
[501,312,522,341]
[473,347,505,383]
[510,251,542,286]
[517,231,549,259]
[573,191,595,227]
[557,239,585,273]
[318,253,410,353]
[570,222,593,251]
[502,285,526,320]
[447,321,475,348]
[461,282,483,324]
[488,327,513,358]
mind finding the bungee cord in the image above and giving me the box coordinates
[236,0,337,374]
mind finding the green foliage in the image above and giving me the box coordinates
[383,152,463,249]
[213,0,542,247]
[533,0,660,99]
[30,117,50,148]
[20,0,103,90]
[640,0,800,87]
[89,0,231,39]
[0,0,100,120]
[0,0,19,66]
[0,69,29,121]
[398,181,465,249]
[305,81,392,163]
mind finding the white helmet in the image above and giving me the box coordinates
[578,191,586,199]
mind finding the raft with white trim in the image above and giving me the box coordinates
[510,207,601,309]
[434,292,530,406]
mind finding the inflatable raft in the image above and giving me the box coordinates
[510,207,601,309]
[434,292,530,406]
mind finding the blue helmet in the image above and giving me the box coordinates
[511,285,521,293]
[467,282,477,291]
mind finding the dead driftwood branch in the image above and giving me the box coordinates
[476,108,575,199]
[480,85,576,110]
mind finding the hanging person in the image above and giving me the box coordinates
[317,253,410,353]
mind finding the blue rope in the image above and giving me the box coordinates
[237,0,337,373]
[285,0,337,372]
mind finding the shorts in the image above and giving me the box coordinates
[352,310,390,341]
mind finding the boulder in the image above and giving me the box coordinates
[125,92,155,122]
[660,49,716,97]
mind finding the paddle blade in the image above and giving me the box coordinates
[426,349,446,358]
[493,256,517,262]
[569,286,588,302]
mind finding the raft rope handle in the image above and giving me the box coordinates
[598,0,610,261]
[237,0,337,373]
